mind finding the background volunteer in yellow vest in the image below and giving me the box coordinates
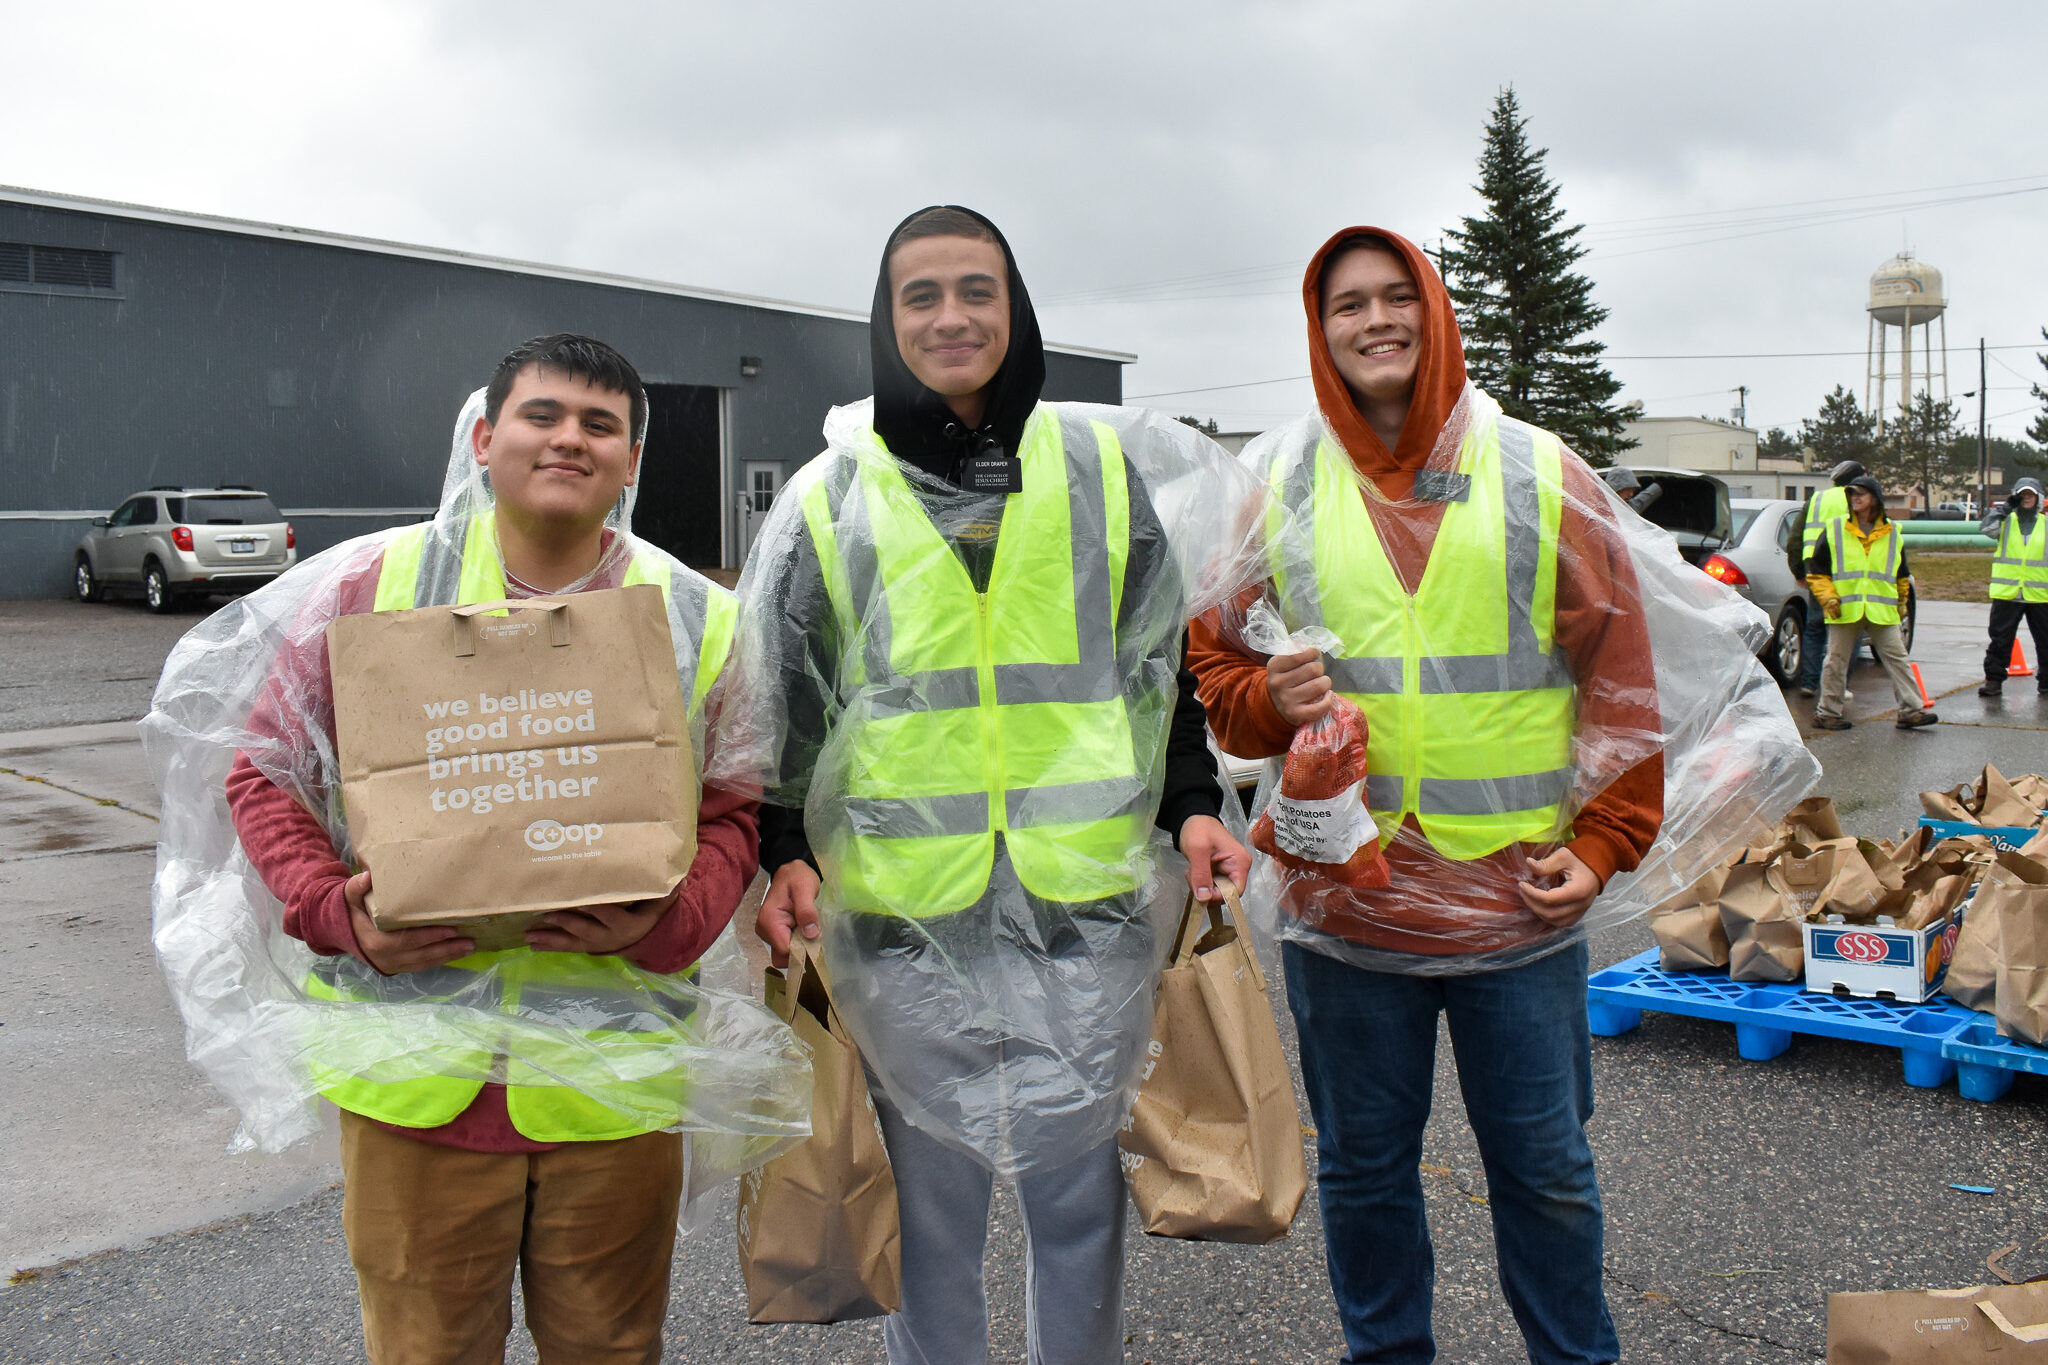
[1978,477,2047,697]
[715,206,1264,1365]
[146,335,808,1365]
[1804,474,1936,731]
[1791,460,1864,696]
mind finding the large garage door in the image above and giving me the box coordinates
[632,383,723,569]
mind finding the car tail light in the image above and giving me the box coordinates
[171,526,194,552]
[286,523,296,549]
[1701,553,1747,586]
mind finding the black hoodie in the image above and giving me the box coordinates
[870,205,1045,487]
[753,207,1223,877]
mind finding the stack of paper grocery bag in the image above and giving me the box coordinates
[1644,775,2048,1050]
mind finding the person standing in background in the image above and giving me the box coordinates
[1978,477,2047,697]
[1805,474,1935,731]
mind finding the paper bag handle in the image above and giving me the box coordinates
[448,597,572,655]
[1169,881,1265,992]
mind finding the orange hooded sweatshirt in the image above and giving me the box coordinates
[1187,226,1664,956]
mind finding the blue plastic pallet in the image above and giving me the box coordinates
[1942,1024,2048,1102]
[1587,949,1983,1091]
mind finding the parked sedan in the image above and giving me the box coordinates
[75,486,296,612]
[1699,498,1915,684]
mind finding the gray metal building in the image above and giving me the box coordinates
[0,186,1129,600]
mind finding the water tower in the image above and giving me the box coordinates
[1865,252,1947,432]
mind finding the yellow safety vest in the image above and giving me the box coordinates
[1822,515,1902,626]
[303,514,738,1141]
[796,404,1153,917]
[1990,513,2048,603]
[1266,415,1577,861]
[1802,485,1849,567]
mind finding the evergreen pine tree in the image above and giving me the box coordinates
[1870,390,1970,509]
[1441,87,1634,464]
[1797,385,1879,473]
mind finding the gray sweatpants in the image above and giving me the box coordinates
[872,1084,1129,1365]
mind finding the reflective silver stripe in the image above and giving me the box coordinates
[1276,429,1326,631]
[312,956,496,1005]
[1284,420,1567,696]
[1420,650,1571,694]
[514,982,697,1029]
[1361,770,1571,816]
[1005,776,1148,828]
[1418,768,1573,816]
[1324,655,1404,693]
[827,411,1121,717]
[415,527,462,608]
[991,413,1118,707]
[840,776,1149,840]
[842,792,990,839]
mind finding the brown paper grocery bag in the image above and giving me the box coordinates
[1722,861,1804,983]
[1989,852,2048,1046]
[1944,890,2003,1012]
[1783,796,1847,844]
[1649,866,1732,971]
[736,938,900,1323]
[2011,774,2048,824]
[1978,766,2044,830]
[1922,785,1981,824]
[1120,885,1307,1244]
[328,585,695,950]
[1822,841,1899,921]
[1827,1281,2048,1361]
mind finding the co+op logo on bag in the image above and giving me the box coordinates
[524,819,605,854]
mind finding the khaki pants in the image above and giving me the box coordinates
[1815,619,1922,721]
[338,1109,684,1365]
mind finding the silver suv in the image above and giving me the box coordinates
[74,486,297,612]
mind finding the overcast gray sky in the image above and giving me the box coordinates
[9,0,2046,444]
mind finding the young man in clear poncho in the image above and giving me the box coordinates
[146,334,809,1365]
[716,206,1261,1364]
[1189,230,1816,1364]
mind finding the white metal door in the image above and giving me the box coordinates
[738,461,782,561]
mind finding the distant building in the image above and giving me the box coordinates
[1620,416,1828,504]
[1,186,1131,599]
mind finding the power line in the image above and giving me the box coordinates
[1128,374,1310,399]
[1579,171,2048,230]
[1039,173,2048,306]
[1132,343,2045,397]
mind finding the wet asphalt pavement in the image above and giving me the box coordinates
[1,598,2044,1363]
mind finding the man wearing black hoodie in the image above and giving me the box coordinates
[725,206,1249,1364]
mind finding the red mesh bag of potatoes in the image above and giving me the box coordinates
[1250,697,1392,891]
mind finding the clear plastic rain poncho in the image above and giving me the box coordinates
[712,398,1269,1174]
[1212,385,1820,974]
[144,389,811,1175]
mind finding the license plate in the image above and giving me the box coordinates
[228,539,256,555]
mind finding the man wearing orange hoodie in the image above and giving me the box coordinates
[1190,229,1662,1364]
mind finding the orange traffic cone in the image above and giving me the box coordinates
[1909,663,1935,711]
[2012,640,2036,678]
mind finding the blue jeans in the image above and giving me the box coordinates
[1800,600,1829,689]
[1285,939,1617,1365]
